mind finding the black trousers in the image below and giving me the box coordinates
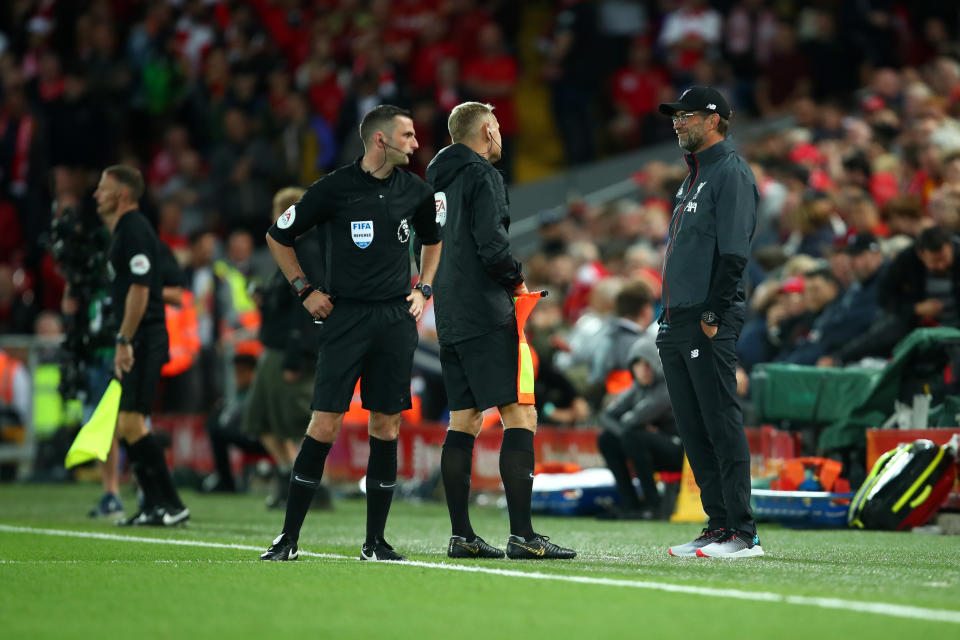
[656,321,755,535]
[206,405,268,491]
[597,428,683,509]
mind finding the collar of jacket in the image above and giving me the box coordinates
[353,155,396,186]
[684,138,735,169]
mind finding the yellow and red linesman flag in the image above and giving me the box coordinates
[514,291,544,405]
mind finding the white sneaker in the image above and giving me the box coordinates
[697,530,764,558]
[667,528,728,557]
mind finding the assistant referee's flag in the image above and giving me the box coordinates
[65,379,121,469]
[514,291,544,405]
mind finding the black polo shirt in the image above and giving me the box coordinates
[268,158,440,301]
[107,210,165,330]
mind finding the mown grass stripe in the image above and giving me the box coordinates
[2,524,958,624]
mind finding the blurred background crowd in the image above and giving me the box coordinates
[1,0,960,475]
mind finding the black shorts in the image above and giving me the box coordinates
[440,320,520,411]
[312,299,417,414]
[119,322,169,415]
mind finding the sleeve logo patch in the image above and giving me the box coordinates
[129,254,151,276]
[351,220,374,248]
[277,205,296,229]
[434,191,447,227]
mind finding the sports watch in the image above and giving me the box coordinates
[701,310,719,326]
[291,276,312,301]
[414,282,433,300]
[115,333,131,346]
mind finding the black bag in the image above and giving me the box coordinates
[848,435,958,530]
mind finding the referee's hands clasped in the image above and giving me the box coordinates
[303,290,333,321]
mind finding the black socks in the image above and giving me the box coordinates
[124,439,157,511]
[365,436,398,544]
[499,428,536,539]
[282,436,332,542]
[441,430,476,539]
[128,433,184,511]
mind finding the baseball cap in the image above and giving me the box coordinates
[845,232,881,256]
[659,86,731,120]
[779,275,805,294]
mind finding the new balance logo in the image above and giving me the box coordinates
[690,349,699,359]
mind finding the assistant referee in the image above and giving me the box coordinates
[260,105,442,562]
[427,102,575,560]
[95,165,189,527]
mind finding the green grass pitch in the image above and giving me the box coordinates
[2,484,959,639]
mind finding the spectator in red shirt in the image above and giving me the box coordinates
[755,20,810,117]
[434,57,465,116]
[608,37,670,151]
[410,13,459,92]
[297,35,345,128]
[461,23,517,181]
[148,125,192,193]
[444,0,492,62]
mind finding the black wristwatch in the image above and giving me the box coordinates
[414,282,432,300]
[701,310,720,326]
[115,333,131,346]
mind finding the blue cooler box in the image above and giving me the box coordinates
[530,468,620,516]
[751,489,853,528]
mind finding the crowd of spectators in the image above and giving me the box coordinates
[521,48,960,430]
[1,1,960,441]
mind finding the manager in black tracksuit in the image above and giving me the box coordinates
[656,87,763,559]
[426,101,575,560]
[260,105,442,563]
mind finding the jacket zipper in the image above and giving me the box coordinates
[662,154,700,324]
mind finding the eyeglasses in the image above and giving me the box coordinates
[671,112,703,125]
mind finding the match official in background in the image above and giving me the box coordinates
[427,102,575,560]
[95,165,189,526]
[260,106,441,562]
[656,88,761,558]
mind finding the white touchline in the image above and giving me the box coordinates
[2,525,959,625]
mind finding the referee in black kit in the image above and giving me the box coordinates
[655,87,763,558]
[260,105,442,562]
[95,165,189,526]
[427,102,575,560]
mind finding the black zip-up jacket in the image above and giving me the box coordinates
[268,158,441,301]
[426,143,524,345]
[259,268,320,372]
[880,239,960,319]
[660,139,758,328]
[832,240,960,363]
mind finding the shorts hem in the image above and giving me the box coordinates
[360,403,412,415]
[309,404,351,414]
